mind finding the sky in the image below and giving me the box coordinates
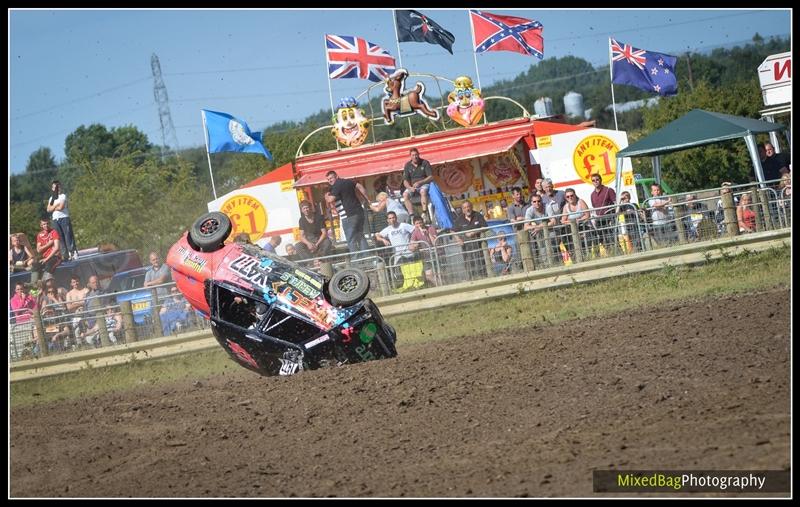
[8,8,792,174]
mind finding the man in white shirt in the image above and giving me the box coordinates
[375,211,416,261]
[46,180,79,260]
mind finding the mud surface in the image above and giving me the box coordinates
[10,288,791,498]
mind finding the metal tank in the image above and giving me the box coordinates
[563,91,584,119]
[533,97,554,117]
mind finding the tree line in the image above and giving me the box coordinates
[10,34,789,258]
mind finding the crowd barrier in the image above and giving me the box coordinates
[8,180,791,363]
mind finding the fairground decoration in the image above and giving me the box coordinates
[331,97,370,147]
[446,76,484,127]
[381,68,440,125]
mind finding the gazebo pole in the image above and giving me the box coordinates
[744,134,767,188]
[652,156,662,185]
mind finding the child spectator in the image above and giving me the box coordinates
[736,193,757,233]
[35,217,62,275]
[489,235,514,275]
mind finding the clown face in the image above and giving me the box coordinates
[332,107,370,147]
[447,76,484,127]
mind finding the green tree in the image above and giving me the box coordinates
[10,200,44,242]
[70,157,207,258]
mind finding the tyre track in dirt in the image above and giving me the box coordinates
[10,288,790,497]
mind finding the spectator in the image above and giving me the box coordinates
[762,143,790,183]
[533,178,545,197]
[284,243,299,261]
[35,217,62,275]
[778,173,791,212]
[402,148,434,220]
[257,235,282,253]
[524,194,558,263]
[375,211,416,262]
[47,322,73,352]
[65,274,89,329]
[160,286,191,336]
[683,194,712,241]
[84,274,104,330]
[540,178,566,216]
[506,186,529,231]
[408,214,438,286]
[9,233,35,272]
[296,200,334,259]
[324,170,371,256]
[370,191,410,224]
[736,193,757,233]
[233,232,251,244]
[10,282,38,356]
[489,234,513,275]
[75,317,101,348]
[616,191,644,253]
[40,282,68,338]
[589,173,617,253]
[103,307,123,343]
[648,183,673,246]
[560,188,594,260]
[143,251,172,298]
[46,180,79,260]
[453,200,488,281]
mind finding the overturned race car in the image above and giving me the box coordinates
[166,212,397,376]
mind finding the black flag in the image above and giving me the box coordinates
[395,10,455,55]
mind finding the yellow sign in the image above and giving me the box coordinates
[280,180,294,192]
[622,171,634,186]
[537,135,552,148]
[572,134,622,185]
[220,193,268,243]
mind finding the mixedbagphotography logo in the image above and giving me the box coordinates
[593,470,790,493]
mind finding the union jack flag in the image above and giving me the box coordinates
[325,34,396,82]
[469,10,544,59]
[610,38,678,96]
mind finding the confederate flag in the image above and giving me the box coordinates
[470,10,544,59]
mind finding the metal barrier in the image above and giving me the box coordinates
[8,281,209,362]
[9,181,791,363]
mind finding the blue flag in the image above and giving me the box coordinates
[202,109,272,160]
[610,38,677,96]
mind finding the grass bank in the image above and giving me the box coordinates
[11,245,790,407]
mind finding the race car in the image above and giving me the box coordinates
[166,212,397,376]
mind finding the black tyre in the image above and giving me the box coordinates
[189,212,232,252]
[329,268,370,307]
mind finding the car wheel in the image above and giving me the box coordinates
[329,268,370,307]
[189,212,232,252]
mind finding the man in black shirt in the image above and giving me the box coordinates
[762,142,790,183]
[296,200,333,260]
[453,200,488,281]
[325,171,371,256]
[402,148,434,219]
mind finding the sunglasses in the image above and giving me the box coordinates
[566,194,576,198]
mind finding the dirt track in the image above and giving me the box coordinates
[10,288,791,498]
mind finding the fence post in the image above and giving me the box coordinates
[674,205,688,244]
[375,258,390,296]
[150,288,163,337]
[516,228,535,272]
[481,233,494,278]
[757,189,773,231]
[569,219,583,263]
[120,300,137,343]
[96,310,111,347]
[542,223,555,267]
[319,261,334,279]
[32,307,49,358]
[721,190,738,237]
[750,190,764,233]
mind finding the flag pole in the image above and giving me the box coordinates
[201,110,218,200]
[323,34,342,151]
[391,10,414,137]
[609,37,619,131]
[392,10,404,69]
[468,11,488,125]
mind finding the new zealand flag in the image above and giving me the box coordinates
[395,10,456,55]
[611,38,678,96]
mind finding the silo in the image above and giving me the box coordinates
[563,91,584,119]
[533,97,554,117]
